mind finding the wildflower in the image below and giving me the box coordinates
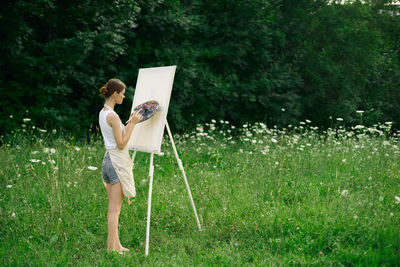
[38,128,47,133]
[252,140,257,144]
[383,141,390,146]
[74,147,81,151]
[30,159,41,163]
[88,166,98,171]
[12,212,16,217]
[48,160,56,164]
[50,148,56,154]
[271,138,278,143]
[211,119,216,123]
[354,125,364,130]
[336,118,343,121]
[52,129,57,134]
[7,185,12,189]
[300,121,306,125]
[385,122,393,125]
[23,118,31,122]
[342,159,346,163]
[281,108,285,112]
[9,115,13,119]
[341,190,349,196]
[356,110,364,114]
[31,151,39,154]
[395,196,400,204]
[306,119,311,124]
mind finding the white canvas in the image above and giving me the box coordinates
[128,66,176,153]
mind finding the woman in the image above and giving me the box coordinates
[99,78,142,253]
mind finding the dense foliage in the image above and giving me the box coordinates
[1,0,399,137]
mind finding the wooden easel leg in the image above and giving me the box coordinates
[165,121,202,231]
[145,152,155,256]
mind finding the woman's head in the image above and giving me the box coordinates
[100,78,126,99]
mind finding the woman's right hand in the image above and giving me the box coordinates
[128,109,143,124]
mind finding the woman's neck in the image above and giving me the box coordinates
[104,100,116,110]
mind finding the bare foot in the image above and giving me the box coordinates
[119,245,130,252]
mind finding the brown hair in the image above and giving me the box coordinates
[99,78,126,98]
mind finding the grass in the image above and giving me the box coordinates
[1,121,400,266]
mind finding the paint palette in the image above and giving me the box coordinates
[133,100,160,123]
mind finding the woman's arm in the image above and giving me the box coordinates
[107,110,142,150]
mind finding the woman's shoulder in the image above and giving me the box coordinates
[105,111,121,124]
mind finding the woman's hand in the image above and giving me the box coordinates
[127,109,143,125]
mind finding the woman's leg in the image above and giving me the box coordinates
[106,182,124,252]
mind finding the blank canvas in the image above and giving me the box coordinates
[128,66,176,153]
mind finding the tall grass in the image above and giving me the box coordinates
[1,120,400,266]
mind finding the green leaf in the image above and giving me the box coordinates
[49,233,58,246]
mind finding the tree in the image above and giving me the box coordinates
[0,0,141,135]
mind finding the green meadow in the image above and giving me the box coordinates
[1,121,400,266]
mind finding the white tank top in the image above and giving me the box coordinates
[99,108,124,149]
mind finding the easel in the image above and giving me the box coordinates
[130,121,202,256]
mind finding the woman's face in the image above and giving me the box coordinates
[114,88,126,104]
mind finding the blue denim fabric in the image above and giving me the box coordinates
[102,152,120,184]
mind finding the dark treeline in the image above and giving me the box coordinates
[1,0,399,137]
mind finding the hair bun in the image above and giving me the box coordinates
[99,86,108,97]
